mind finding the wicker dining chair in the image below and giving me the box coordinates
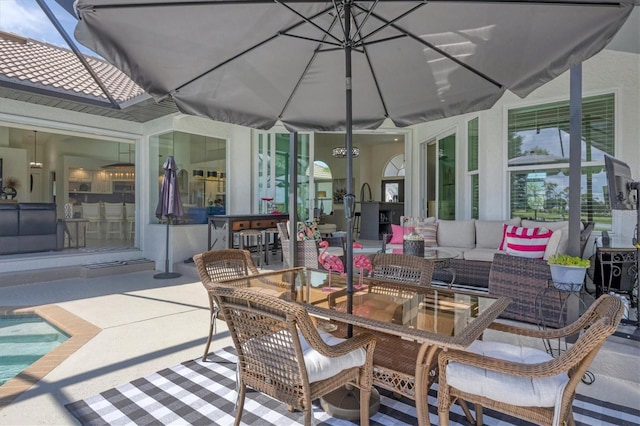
[369,253,435,287]
[209,286,376,426]
[437,294,624,426]
[193,249,260,361]
[277,222,320,269]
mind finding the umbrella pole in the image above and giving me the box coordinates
[154,215,181,279]
[321,3,380,419]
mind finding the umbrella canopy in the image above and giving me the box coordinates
[72,0,636,316]
[73,0,636,132]
[156,155,184,221]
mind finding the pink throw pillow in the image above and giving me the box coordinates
[389,224,404,244]
[499,224,539,251]
[505,228,553,259]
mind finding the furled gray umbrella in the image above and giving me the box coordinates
[71,0,636,419]
[154,155,184,279]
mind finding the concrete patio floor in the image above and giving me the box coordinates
[0,266,638,425]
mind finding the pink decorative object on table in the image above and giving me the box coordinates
[353,242,372,290]
[318,240,344,292]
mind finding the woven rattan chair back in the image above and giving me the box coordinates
[193,249,259,361]
[437,294,624,426]
[369,253,435,287]
[277,222,320,269]
[210,286,376,426]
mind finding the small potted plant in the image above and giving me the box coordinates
[1,177,20,200]
[547,254,590,291]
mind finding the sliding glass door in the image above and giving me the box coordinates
[420,132,456,219]
[256,131,311,219]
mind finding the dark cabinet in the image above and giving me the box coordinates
[359,202,404,240]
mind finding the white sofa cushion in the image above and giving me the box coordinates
[522,220,584,255]
[543,228,563,260]
[446,340,568,408]
[476,218,521,249]
[463,248,500,262]
[438,219,475,248]
[522,219,570,232]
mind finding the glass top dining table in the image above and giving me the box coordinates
[213,267,511,426]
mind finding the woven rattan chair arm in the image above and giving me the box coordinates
[439,348,570,379]
[487,318,588,340]
[310,332,377,359]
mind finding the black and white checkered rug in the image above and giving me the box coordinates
[66,347,639,425]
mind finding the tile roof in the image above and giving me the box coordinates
[0,30,145,104]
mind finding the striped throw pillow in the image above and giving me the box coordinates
[499,224,534,251]
[505,227,553,259]
[415,223,438,247]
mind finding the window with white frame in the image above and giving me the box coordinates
[468,117,479,219]
[382,154,405,202]
[507,93,615,229]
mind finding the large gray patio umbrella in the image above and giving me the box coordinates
[154,155,184,279]
[72,0,636,312]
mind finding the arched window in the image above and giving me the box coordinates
[384,154,405,177]
[382,154,405,202]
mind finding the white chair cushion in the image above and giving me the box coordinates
[300,329,366,383]
[446,340,568,408]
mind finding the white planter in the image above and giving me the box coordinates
[548,264,587,291]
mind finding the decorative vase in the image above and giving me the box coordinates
[548,264,587,291]
[403,231,424,257]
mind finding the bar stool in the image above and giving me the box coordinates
[353,212,361,236]
[238,229,263,267]
[263,227,281,265]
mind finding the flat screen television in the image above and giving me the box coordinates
[604,154,637,211]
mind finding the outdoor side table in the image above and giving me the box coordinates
[63,218,89,249]
[536,280,594,384]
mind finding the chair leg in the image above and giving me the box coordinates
[202,321,213,361]
[234,384,246,426]
[476,404,483,426]
[438,408,450,425]
[360,387,371,426]
[304,407,312,426]
[459,400,476,424]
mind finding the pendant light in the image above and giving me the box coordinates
[29,131,43,168]
[102,143,135,179]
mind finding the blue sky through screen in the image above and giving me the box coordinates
[0,0,98,56]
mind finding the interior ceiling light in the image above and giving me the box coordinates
[332,147,360,158]
[102,143,135,178]
[29,130,43,168]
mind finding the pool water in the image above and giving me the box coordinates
[0,314,69,386]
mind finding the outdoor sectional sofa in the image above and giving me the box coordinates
[382,217,594,326]
[0,202,64,255]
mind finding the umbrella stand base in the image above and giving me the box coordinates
[153,272,181,279]
[320,385,380,420]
